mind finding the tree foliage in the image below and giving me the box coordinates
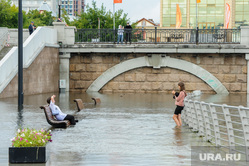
[0,0,55,28]
[70,1,130,29]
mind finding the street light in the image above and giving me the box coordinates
[58,0,62,21]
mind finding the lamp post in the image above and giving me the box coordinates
[18,0,23,110]
[58,0,62,21]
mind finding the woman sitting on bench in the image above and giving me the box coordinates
[47,95,78,125]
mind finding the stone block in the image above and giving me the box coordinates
[69,80,75,89]
[125,74,136,81]
[70,56,81,64]
[219,66,230,74]
[202,57,213,65]
[147,74,158,82]
[143,67,152,74]
[75,81,86,89]
[242,66,247,74]
[86,64,97,72]
[184,83,196,91]
[136,74,146,82]
[101,65,109,72]
[92,56,102,64]
[152,69,164,74]
[75,64,86,72]
[179,74,191,82]
[102,56,113,64]
[130,83,141,90]
[224,56,235,65]
[80,73,92,81]
[241,83,247,92]
[157,74,168,82]
[119,82,130,90]
[168,74,179,82]
[163,68,171,74]
[235,57,246,65]
[82,56,92,64]
[152,82,162,90]
[190,75,203,83]
[214,57,224,65]
[108,82,119,90]
[141,82,152,90]
[223,75,236,83]
[213,74,224,82]
[70,73,81,80]
[162,83,174,90]
[114,75,125,81]
[230,83,241,92]
[69,64,75,72]
[236,75,247,83]
[231,66,242,74]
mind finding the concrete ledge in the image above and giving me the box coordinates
[60,44,249,54]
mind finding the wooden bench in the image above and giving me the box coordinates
[92,98,101,105]
[40,105,70,128]
[73,99,84,112]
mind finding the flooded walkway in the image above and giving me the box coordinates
[0,93,248,166]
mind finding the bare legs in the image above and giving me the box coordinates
[173,114,182,127]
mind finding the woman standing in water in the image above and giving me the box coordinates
[172,82,187,127]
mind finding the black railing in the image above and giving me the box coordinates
[75,28,241,44]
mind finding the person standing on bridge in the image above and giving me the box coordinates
[124,22,132,44]
[172,82,187,127]
[117,25,124,44]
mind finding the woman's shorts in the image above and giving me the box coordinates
[174,105,184,115]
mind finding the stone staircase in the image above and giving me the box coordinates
[0,47,13,61]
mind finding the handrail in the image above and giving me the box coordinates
[75,28,241,44]
[182,96,249,161]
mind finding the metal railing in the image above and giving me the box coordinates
[75,28,241,44]
[182,97,249,161]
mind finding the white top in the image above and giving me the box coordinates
[49,101,67,121]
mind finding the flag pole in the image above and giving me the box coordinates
[113,2,115,30]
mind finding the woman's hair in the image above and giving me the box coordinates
[47,97,51,104]
[178,82,185,91]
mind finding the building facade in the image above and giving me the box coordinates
[160,0,249,29]
[61,0,85,16]
[11,0,59,15]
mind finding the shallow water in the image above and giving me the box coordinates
[0,92,248,166]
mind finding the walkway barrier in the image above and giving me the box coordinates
[0,27,57,93]
[182,97,249,161]
[75,28,241,44]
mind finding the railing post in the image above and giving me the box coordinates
[194,101,205,136]
[114,28,116,44]
[222,105,236,153]
[155,26,157,44]
[200,102,212,141]
[183,100,190,126]
[238,106,249,161]
[209,104,221,146]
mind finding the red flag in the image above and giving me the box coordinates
[197,0,201,3]
[114,0,122,3]
[225,3,231,29]
[176,4,182,28]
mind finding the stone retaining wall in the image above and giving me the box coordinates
[69,53,247,94]
[0,47,59,98]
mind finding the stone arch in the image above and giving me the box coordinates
[87,55,229,94]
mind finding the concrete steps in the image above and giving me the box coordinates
[0,47,13,61]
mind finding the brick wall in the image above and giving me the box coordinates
[69,53,247,94]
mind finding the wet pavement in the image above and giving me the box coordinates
[0,92,248,166]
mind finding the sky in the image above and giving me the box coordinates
[84,0,161,23]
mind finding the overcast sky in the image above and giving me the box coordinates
[85,0,160,23]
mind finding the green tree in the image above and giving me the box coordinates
[0,0,27,28]
[71,1,130,29]
[24,9,55,28]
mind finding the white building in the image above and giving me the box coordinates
[11,0,59,16]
